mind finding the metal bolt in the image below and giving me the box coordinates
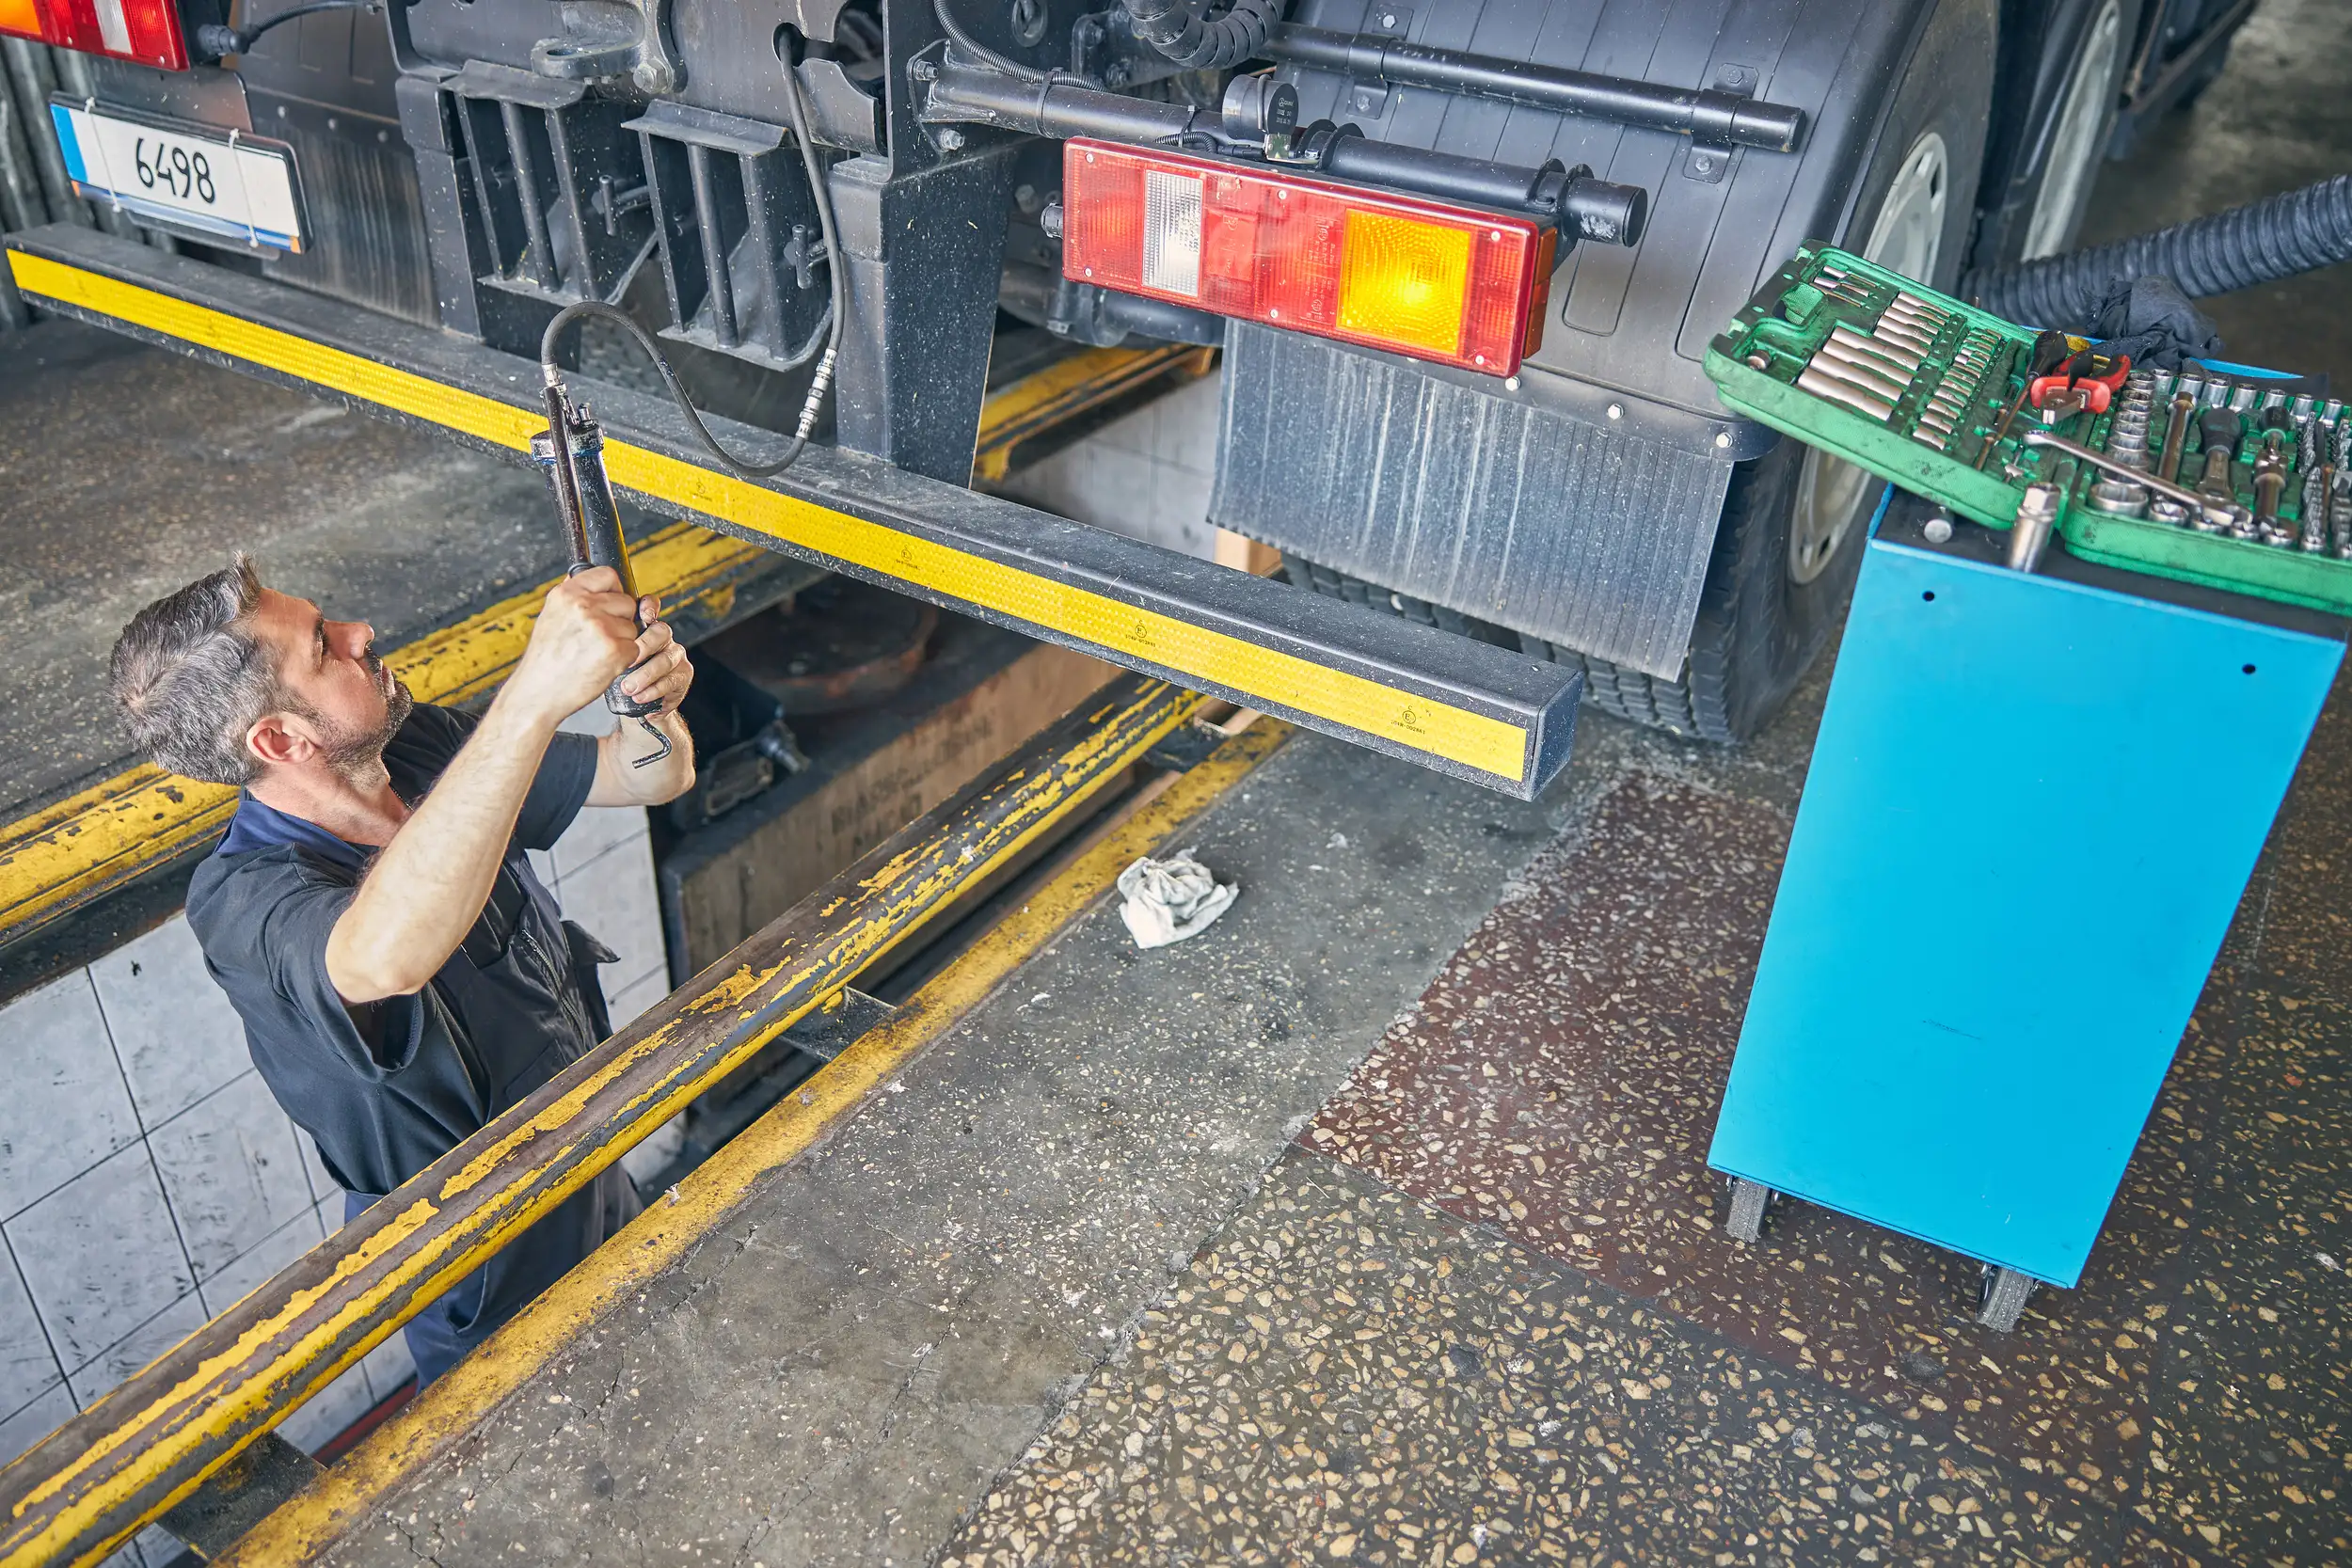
[1713,431,1731,449]
[631,60,674,93]
[1379,11,1398,26]
[1504,375,1521,392]
[1692,152,1714,174]
[1922,514,1954,544]
[936,127,966,152]
[1607,404,1623,421]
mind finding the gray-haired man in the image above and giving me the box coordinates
[109,557,696,1386]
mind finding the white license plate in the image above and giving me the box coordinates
[48,101,306,254]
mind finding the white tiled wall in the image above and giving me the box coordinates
[0,789,671,1566]
[998,371,1224,560]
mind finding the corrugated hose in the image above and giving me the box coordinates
[1962,173,2352,331]
[1121,0,1285,72]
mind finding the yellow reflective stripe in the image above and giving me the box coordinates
[8,251,1529,783]
[8,251,546,456]
[600,441,1526,778]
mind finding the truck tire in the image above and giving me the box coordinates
[1565,0,1997,742]
[2011,0,2133,262]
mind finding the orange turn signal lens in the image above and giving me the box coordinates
[1336,209,1473,358]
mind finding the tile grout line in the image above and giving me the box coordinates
[87,964,209,1375]
[0,1230,67,1435]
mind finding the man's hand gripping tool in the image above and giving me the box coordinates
[531,374,672,767]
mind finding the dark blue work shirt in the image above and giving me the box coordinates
[186,704,639,1386]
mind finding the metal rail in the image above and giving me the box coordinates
[1267,25,1807,152]
[7,227,1579,798]
[0,673,1210,1568]
[971,342,1216,485]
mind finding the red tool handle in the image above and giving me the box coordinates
[2028,351,2131,415]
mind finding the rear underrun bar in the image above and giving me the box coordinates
[7,226,1579,800]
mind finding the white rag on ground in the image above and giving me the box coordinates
[1116,851,1237,949]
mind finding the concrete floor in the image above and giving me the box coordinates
[0,321,554,816]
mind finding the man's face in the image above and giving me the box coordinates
[247,587,412,779]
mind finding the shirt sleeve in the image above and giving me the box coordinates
[402,703,596,851]
[246,863,429,1080]
[516,730,599,851]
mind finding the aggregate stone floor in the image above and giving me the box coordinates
[944,657,2352,1568]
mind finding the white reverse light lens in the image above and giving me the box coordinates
[1141,168,1203,297]
[91,0,131,53]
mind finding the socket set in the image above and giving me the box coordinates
[1705,245,2352,615]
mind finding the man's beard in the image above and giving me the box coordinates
[306,653,412,788]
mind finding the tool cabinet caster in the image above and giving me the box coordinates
[1976,1265,2036,1332]
[1724,1178,1775,1243]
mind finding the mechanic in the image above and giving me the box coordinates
[106,556,696,1386]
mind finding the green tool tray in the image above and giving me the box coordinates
[1704,244,2352,616]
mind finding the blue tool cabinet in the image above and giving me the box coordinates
[1708,493,2344,1323]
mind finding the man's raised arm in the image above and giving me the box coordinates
[325,570,644,1003]
[587,594,698,808]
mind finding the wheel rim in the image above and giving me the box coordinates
[2021,0,2123,261]
[1789,131,1951,585]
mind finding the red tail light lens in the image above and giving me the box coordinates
[1061,138,1556,377]
[0,0,190,71]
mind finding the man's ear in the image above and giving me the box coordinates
[246,711,315,770]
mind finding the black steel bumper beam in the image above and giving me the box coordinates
[0,674,1209,1568]
[8,227,1579,798]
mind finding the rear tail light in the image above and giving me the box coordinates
[1061,138,1556,377]
[0,0,190,71]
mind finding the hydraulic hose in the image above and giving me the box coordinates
[1122,0,1284,72]
[1962,173,2352,331]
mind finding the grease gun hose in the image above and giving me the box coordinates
[537,64,844,479]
